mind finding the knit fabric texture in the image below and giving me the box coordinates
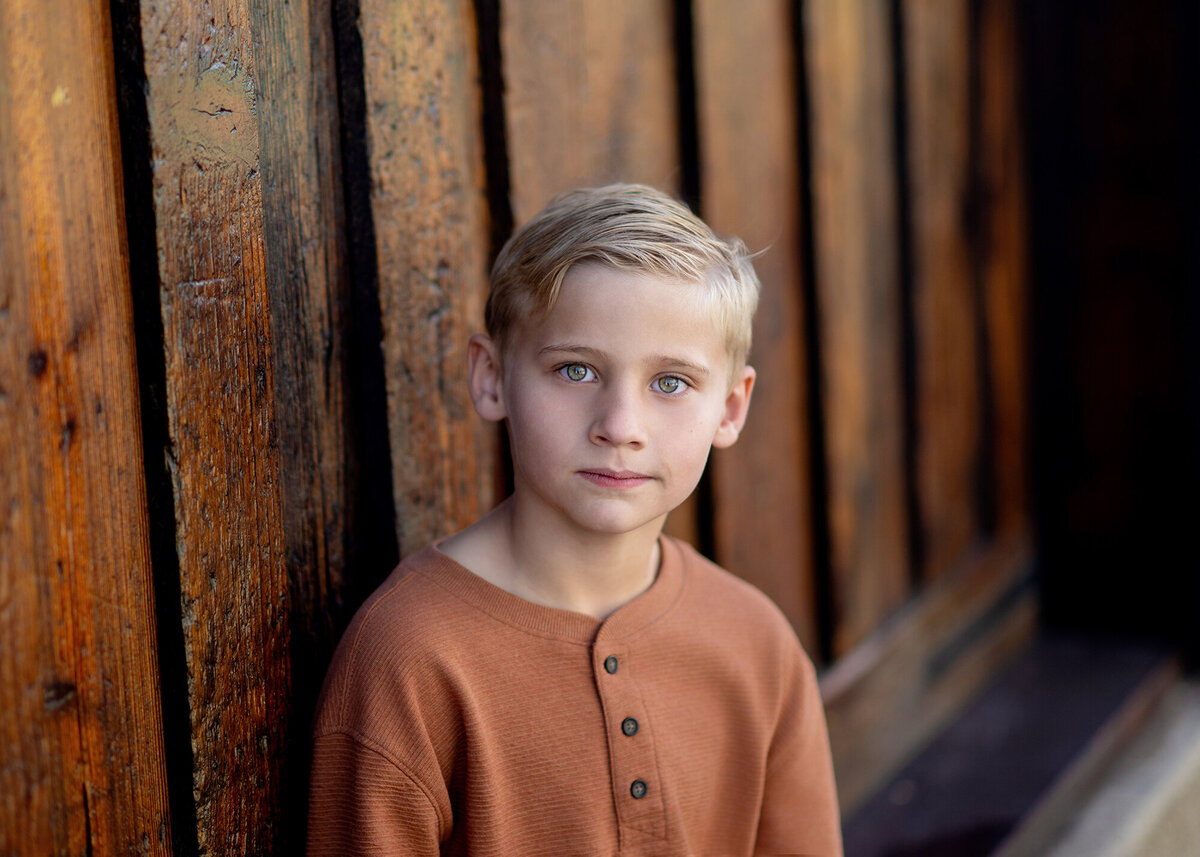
[308,536,842,856]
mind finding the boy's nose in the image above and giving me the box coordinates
[589,386,648,449]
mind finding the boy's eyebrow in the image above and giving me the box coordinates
[539,343,712,378]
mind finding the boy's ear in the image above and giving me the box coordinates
[467,333,507,422]
[712,365,756,449]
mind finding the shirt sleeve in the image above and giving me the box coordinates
[307,730,446,857]
[753,646,844,857]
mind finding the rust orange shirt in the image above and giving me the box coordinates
[308,536,842,856]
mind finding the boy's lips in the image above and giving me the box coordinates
[578,468,652,489]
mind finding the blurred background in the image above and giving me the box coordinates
[1,0,1195,855]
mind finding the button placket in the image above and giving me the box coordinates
[592,642,666,840]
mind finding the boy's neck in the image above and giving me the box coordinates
[439,497,663,620]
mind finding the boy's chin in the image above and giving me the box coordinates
[563,506,671,539]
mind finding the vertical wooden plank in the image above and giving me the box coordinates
[360,0,497,556]
[501,0,679,223]
[693,0,819,654]
[0,1,172,854]
[138,1,289,850]
[804,0,909,655]
[903,1,980,580]
[251,0,355,840]
[979,0,1029,539]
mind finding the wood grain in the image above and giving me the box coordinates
[804,0,910,655]
[359,0,497,556]
[979,0,1029,538]
[501,0,679,223]
[251,0,356,843]
[138,0,289,850]
[903,1,980,580]
[0,0,172,853]
[693,0,819,655]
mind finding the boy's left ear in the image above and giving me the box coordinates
[712,365,756,449]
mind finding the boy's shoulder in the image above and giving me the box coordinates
[665,537,799,635]
[311,546,488,726]
[658,536,811,671]
[321,544,498,681]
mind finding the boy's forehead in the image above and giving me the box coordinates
[541,265,715,326]
[503,265,739,370]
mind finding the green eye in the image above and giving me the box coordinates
[655,376,684,394]
[564,364,589,381]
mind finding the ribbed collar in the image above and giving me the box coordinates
[406,536,689,645]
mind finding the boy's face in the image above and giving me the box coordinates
[469,263,755,541]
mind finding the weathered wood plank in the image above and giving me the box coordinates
[0,1,172,853]
[903,1,980,580]
[693,0,819,655]
[979,0,1029,539]
[501,0,679,223]
[804,0,910,654]
[250,0,355,841]
[359,0,497,556]
[138,1,290,850]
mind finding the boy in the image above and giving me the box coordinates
[307,184,842,856]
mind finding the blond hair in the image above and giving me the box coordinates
[486,184,761,370]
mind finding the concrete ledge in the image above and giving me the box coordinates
[1041,679,1200,857]
[841,634,1174,857]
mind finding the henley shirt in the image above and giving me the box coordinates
[308,535,842,856]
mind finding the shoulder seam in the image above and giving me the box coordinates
[315,727,450,833]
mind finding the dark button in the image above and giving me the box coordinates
[621,717,639,737]
[604,655,619,674]
[630,779,648,800]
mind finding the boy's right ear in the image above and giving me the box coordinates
[467,333,507,422]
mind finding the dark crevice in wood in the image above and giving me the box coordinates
[671,0,715,561]
[331,0,400,588]
[82,784,94,857]
[472,0,516,502]
[1180,0,1200,669]
[473,0,515,269]
[968,0,998,541]
[794,0,834,667]
[889,0,924,592]
[107,1,200,853]
[672,0,702,214]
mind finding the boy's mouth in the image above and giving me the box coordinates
[579,469,652,489]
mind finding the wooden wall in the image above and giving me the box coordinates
[0,0,1032,852]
